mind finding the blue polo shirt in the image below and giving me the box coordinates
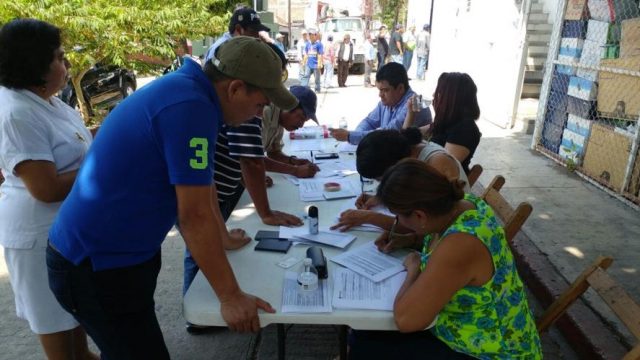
[49,59,221,270]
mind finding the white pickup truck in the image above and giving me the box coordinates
[318,16,366,74]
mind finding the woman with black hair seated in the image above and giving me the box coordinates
[404,72,481,174]
[331,127,468,234]
[349,159,542,360]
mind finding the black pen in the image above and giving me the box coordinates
[310,150,314,163]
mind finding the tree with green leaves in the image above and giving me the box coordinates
[377,0,407,29]
[0,0,234,121]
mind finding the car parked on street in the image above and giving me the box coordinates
[59,64,137,116]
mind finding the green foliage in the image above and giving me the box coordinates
[377,0,407,28]
[0,0,231,121]
[0,0,229,76]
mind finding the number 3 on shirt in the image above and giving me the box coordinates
[189,137,208,169]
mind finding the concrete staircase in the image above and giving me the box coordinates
[522,1,553,98]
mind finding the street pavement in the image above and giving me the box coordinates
[3,63,637,359]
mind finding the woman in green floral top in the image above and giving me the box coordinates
[349,159,542,359]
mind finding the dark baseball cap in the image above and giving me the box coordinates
[231,8,270,33]
[289,85,318,123]
[213,37,297,111]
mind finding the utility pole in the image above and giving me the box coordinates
[288,0,292,48]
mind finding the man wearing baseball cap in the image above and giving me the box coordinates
[205,6,270,62]
[47,36,293,359]
[263,85,321,178]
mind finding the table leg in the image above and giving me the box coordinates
[277,324,286,360]
[339,325,348,360]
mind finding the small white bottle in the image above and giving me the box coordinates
[339,117,348,129]
[297,258,319,291]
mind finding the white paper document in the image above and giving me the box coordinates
[279,225,310,239]
[294,231,357,248]
[330,242,405,282]
[336,142,358,153]
[298,178,358,202]
[332,267,407,311]
[333,204,395,233]
[281,271,332,313]
[288,139,324,152]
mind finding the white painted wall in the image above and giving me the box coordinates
[421,0,529,128]
[540,0,561,24]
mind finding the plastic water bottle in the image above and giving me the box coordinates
[297,258,319,291]
[339,117,348,129]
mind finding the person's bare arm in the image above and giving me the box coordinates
[240,157,302,226]
[176,184,275,332]
[14,160,77,203]
[444,143,471,165]
[263,156,319,178]
[331,210,396,232]
[393,233,493,332]
[207,184,250,250]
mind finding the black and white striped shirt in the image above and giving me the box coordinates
[214,117,263,202]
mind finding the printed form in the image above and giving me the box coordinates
[330,242,405,282]
[332,267,407,311]
[281,271,332,313]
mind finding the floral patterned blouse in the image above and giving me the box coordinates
[420,194,542,359]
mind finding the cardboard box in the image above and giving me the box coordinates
[586,19,610,44]
[629,149,640,197]
[582,122,632,192]
[562,128,588,149]
[567,95,596,118]
[567,114,593,137]
[568,76,598,100]
[597,57,640,118]
[565,0,589,20]
[621,18,640,58]
[588,0,613,22]
[562,20,588,38]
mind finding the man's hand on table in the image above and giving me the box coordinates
[261,210,303,226]
[331,209,371,231]
[294,163,320,178]
[355,193,379,209]
[224,228,251,250]
[329,128,349,142]
[220,290,275,332]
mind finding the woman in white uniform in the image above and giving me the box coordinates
[0,19,98,359]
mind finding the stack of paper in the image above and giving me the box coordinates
[330,242,405,282]
[332,267,407,311]
[281,271,331,313]
[294,231,356,248]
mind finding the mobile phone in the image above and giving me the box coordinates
[254,239,292,253]
[314,152,339,160]
[255,230,283,240]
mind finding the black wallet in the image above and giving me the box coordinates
[254,239,292,253]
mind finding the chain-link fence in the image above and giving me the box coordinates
[534,0,640,205]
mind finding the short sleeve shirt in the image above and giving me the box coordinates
[431,118,481,173]
[0,88,92,249]
[389,32,403,55]
[49,59,221,270]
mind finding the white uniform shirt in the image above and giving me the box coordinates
[0,87,92,249]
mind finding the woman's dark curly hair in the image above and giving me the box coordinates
[0,18,61,89]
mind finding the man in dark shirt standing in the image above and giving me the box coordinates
[389,24,404,64]
[376,25,389,71]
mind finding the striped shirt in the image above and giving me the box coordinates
[214,117,264,202]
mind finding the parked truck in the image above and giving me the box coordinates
[318,15,367,74]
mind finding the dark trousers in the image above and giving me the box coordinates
[337,60,350,87]
[364,60,374,85]
[47,246,168,360]
[377,52,386,71]
[349,329,475,360]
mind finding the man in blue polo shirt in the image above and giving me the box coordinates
[46,37,297,359]
[329,62,431,145]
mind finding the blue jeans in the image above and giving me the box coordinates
[416,55,428,80]
[402,50,414,72]
[182,185,245,295]
[47,245,168,360]
[300,65,321,91]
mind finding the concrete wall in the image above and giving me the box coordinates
[425,0,529,128]
[540,0,561,24]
